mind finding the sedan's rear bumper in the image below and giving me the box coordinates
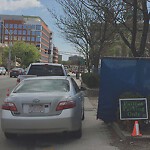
[1,110,81,134]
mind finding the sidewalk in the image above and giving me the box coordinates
[75,78,150,141]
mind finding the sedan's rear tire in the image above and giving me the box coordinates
[82,111,85,120]
[72,128,82,139]
[4,132,17,139]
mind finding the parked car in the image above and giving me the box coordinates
[10,68,25,78]
[0,67,6,75]
[1,76,85,139]
[17,63,67,84]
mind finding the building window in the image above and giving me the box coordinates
[23,30,26,35]
[18,24,22,29]
[27,30,30,35]
[14,24,17,28]
[27,36,30,41]
[5,30,8,34]
[31,31,35,35]
[10,24,13,28]
[18,30,22,35]
[9,35,13,40]
[22,36,26,41]
[31,25,35,30]
[36,31,41,36]
[36,44,41,48]
[14,36,17,40]
[13,30,17,35]
[23,24,27,29]
[36,25,41,30]
[27,25,31,29]
[18,36,21,41]
[9,30,13,34]
[5,24,9,28]
[5,35,8,40]
[36,37,41,42]
[31,37,35,41]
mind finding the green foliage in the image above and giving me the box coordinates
[12,41,40,67]
[2,41,40,68]
[81,73,99,88]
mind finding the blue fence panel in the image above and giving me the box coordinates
[97,57,150,122]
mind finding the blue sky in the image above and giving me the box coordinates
[0,0,78,60]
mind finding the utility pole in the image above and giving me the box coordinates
[2,23,16,73]
[8,41,12,73]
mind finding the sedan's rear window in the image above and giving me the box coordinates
[28,65,64,76]
[13,79,70,93]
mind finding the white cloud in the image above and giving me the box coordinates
[0,0,42,11]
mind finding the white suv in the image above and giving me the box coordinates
[0,67,6,75]
[26,63,67,76]
[17,63,67,83]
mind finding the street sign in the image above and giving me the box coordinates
[119,98,148,120]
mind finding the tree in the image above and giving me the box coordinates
[48,0,116,73]
[5,41,40,68]
[0,47,4,65]
[88,0,150,57]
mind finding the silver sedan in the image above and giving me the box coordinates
[1,76,85,139]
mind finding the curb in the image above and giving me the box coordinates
[111,122,150,140]
[81,82,99,97]
[111,122,126,140]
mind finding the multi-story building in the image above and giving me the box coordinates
[0,14,52,63]
[53,46,58,63]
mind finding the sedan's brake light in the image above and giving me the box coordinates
[2,102,17,112]
[56,101,76,111]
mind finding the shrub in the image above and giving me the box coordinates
[81,73,99,88]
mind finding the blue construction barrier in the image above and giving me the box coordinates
[97,57,150,122]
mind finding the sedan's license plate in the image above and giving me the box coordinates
[23,104,50,113]
[29,104,44,113]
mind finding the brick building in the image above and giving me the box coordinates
[0,14,52,63]
[53,46,58,63]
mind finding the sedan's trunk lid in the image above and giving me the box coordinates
[7,92,71,117]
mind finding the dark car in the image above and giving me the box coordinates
[10,68,25,78]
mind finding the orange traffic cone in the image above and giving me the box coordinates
[131,121,142,136]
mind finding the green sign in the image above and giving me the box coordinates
[119,98,148,120]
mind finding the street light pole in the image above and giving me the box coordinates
[2,24,14,73]
[8,41,12,73]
